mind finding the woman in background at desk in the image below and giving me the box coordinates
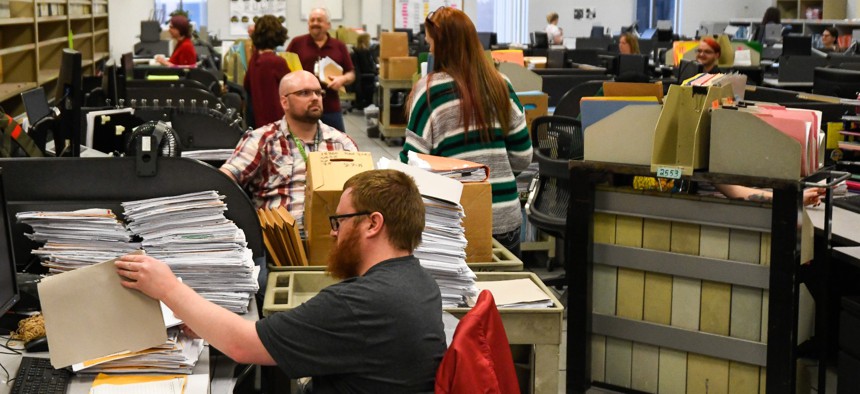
[155,14,197,67]
[400,7,532,257]
[619,32,639,55]
[696,37,722,74]
[545,12,563,45]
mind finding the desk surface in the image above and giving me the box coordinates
[807,203,860,246]
[762,77,814,88]
[1,298,259,394]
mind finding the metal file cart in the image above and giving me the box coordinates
[378,78,413,141]
[564,161,846,394]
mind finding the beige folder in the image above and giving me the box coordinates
[38,253,166,368]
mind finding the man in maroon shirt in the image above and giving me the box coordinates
[286,7,355,133]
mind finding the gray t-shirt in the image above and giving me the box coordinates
[256,256,446,393]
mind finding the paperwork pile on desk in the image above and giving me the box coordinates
[73,328,203,375]
[123,191,259,314]
[16,209,140,274]
[379,158,479,307]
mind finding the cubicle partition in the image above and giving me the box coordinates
[0,158,263,272]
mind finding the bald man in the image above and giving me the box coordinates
[221,70,358,220]
[286,7,355,133]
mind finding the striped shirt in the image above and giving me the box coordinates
[400,72,532,235]
[222,119,358,221]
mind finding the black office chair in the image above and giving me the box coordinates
[553,80,605,118]
[525,115,583,289]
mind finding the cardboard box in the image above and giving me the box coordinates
[304,151,374,265]
[379,32,409,60]
[516,92,548,131]
[461,182,493,262]
[381,57,417,80]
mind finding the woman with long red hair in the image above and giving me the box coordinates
[399,7,532,256]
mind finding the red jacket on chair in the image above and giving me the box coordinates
[435,290,520,394]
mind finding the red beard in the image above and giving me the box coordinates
[327,226,362,280]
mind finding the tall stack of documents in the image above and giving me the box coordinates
[379,158,479,307]
[122,191,259,314]
[415,196,478,307]
[17,209,139,274]
[73,328,203,375]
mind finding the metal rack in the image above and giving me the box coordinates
[564,161,847,393]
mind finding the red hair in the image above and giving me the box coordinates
[701,37,721,55]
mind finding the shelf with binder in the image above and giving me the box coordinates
[565,161,846,394]
[378,78,413,140]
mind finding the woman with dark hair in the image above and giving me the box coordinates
[156,14,197,67]
[754,7,782,43]
[399,7,533,257]
[245,15,290,128]
[696,37,722,74]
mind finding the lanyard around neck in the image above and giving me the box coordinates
[287,123,322,163]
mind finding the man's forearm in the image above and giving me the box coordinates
[162,282,275,365]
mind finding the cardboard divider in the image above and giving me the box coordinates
[650,84,734,175]
[584,105,662,166]
[709,109,802,180]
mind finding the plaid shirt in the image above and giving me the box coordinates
[221,119,358,221]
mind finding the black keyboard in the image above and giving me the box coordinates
[834,194,860,215]
[9,356,71,394]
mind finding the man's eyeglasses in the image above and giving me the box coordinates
[329,211,370,231]
[283,89,326,99]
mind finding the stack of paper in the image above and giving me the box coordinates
[16,209,140,274]
[415,197,478,307]
[476,278,553,308]
[73,328,203,375]
[406,151,490,183]
[682,72,748,99]
[744,104,822,176]
[378,158,479,307]
[181,149,235,161]
[122,191,259,314]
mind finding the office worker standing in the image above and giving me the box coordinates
[221,71,357,222]
[286,7,355,133]
[400,7,533,257]
[246,15,290,128]
[117,169,446,393]
[545,12,563,45]
[155,15,197,67]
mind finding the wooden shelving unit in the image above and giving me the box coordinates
[0,0,109,116]
[775,0,846,20]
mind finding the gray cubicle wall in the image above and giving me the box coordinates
[0,158,263,271]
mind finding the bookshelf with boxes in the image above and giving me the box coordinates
[0,0,109,116]
[777,0,846,20]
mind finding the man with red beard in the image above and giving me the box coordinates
[221,70,358,225]
[115,170,446,393]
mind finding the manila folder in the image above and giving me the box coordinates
[38,255,167,368]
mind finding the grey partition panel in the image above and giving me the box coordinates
[0,157,263,270]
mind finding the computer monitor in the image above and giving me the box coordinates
[56,49,83,157]
[783,34,812,56]
[676,59,704,82]
[0,170,20,321]
[656,20,673,42]
[101,59,126,106]
[120,52,134,80]
[813,66,860,98]
[21,87,52,125]
[614,54,649,76]
[590,26,605,38]
[476,32,497,50]
[394,28,414,44]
